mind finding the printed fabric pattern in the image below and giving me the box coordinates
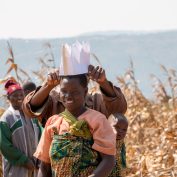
[49,110,100,177]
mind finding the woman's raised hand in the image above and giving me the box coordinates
[88,65,107,84]
[46,69,60,87]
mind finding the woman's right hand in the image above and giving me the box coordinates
[45,69,60,87]
[30,69,60,108]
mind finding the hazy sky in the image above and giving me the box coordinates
[0,0,177,38]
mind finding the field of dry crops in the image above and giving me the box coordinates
[117,62,177,176]
[0,43,177,177]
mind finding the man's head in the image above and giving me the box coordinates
[109,113,128,140]
[5,80,24,110]
[22,81,36,96]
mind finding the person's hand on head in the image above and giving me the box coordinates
[47,69,60,87]
[88,65,107,84]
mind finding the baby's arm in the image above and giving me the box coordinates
[89,153,115,177]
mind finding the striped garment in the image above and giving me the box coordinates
[0,106,42,177]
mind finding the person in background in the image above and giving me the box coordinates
[0,80,41,177]
[22,81,37,96]
[22,45,127,127]
[22,81,43,129]
[109,113,128,177]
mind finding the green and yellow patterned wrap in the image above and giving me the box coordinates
[49,110,127,177]
[49,110,100,177]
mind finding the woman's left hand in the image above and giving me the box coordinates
[88,65,107,84]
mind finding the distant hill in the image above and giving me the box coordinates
[0,30,177,99]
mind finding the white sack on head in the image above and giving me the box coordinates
[59,41,90,76]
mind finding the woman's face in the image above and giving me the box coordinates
[8,90,24,110]
[60,77,87,115]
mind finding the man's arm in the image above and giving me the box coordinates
[30,70,60,108]
[22,70,60,120]
[88,65,127,114]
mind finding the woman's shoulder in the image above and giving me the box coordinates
[45,114,63,127]
[85,108,107,119]
[82,109,108,125]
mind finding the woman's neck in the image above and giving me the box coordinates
[68,107,87,118]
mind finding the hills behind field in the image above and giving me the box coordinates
[0,30,177,98]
